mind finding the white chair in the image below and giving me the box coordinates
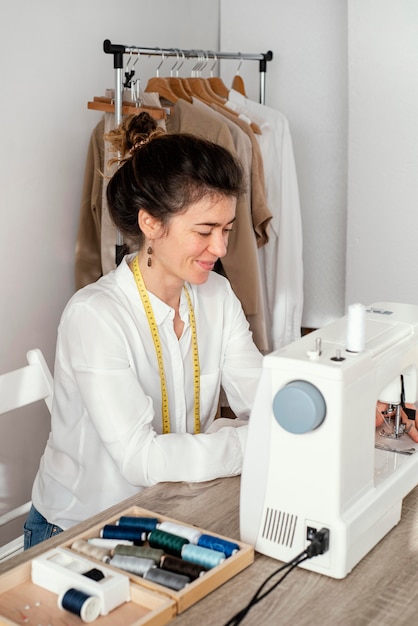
[0,349,53,561]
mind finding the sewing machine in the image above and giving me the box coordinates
[240,302,418,579]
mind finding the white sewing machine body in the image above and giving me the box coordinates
[240,302,418,579]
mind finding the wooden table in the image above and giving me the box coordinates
[1,476,418,625]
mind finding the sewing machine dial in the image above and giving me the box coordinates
[272,380,326,434]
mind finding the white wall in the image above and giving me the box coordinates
[346,0,418,307]
[220,0,348,328]
[0,0,220,544]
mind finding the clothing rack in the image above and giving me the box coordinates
[100,39,273,264]
[103,39,273,128]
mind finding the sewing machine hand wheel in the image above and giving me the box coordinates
[272,380,326,434]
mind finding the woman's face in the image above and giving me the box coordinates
[151,193,237,286]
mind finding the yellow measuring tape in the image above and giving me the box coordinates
[132,256,200,434]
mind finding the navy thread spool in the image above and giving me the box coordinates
[161,554,207,580]
[101,524,145,544]
[197,533,240,557]
[113,544,164,564]
[158,520,202,544]
[148,529,189,557]
[181,544,225,569]
[82,567,105,582]
[110,554,156,576]
[118,515,159,532]
[143,567,190,591]
[58,588,101,623]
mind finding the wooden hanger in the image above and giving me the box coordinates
[205,53,229,100]
[191,54,228,105]
[143,49,181,105]
[231,74,247,97]
[188,82,261,134]
[167,76,193,102]
[208,76,229,99]
[198,78,228,105]
[164,49,193,102]
[144,76,179,104]
[231,57,247,97]
[87,96,166,120]
[186,77,223,105]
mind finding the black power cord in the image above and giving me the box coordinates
[224,527,330,626]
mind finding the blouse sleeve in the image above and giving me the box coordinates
[218,279,264,419]
[56,298,254,488]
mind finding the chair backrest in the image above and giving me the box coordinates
[0,349,53,415]
[0,349,53,560]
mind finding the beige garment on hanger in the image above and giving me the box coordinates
[167,98,269,354]
[75,118,105,289]
[210,103,271,247]
[75,92,165,289]
[101,91,166,276]
[191,98,269,351]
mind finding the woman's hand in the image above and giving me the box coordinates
[375,401,388,428]
[376,401,418,443]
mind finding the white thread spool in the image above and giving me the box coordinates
[346,303,366,352]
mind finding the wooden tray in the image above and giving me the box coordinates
[61,505,254,613]
[0,506,254,624]
[0,559,175,626]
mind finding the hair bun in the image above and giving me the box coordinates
[105,111,165,158]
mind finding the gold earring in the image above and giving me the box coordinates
[147,245,153,267]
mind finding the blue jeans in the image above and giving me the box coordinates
[23,505,63,550]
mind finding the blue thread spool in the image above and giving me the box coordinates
[118,516,159,532]
[101,524,145,544]
[144,566,190,591]
[58,588,101,623]
[148,529,189,557]
[158,520,202,544]
[181,544,225,569]
[197,533,240,557]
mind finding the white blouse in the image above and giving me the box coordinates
[32,256,263,529]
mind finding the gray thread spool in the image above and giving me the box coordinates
[143,567,190,591]
[109,554,156,576]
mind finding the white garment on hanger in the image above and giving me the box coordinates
[227,89,303,351]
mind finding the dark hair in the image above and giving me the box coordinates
[105,112,245,249]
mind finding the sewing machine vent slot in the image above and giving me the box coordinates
[261,507,297,548]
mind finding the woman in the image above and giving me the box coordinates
[24,113,263,549]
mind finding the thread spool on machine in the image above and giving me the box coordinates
[240,301,418,579]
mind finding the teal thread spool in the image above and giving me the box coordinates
[181,544,225,569]
[148,529,189,557]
